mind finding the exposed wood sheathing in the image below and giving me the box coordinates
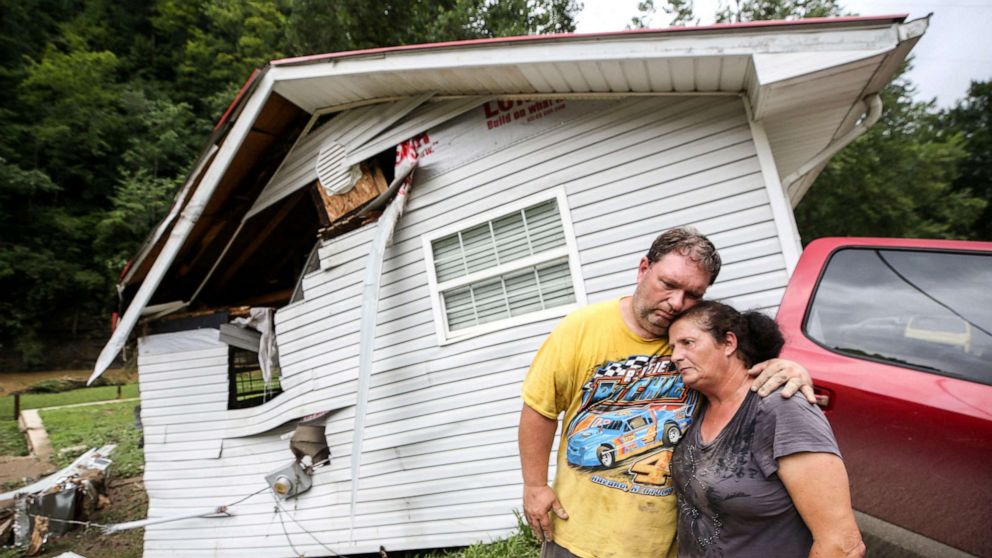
[138,97,796,556]
[315,162,389,224]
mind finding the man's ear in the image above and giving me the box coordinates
[723,331,739,356]
[636,257,650,281]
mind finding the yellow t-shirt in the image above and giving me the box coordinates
[522,298,699,558]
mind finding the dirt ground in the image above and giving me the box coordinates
[0,455,56,488]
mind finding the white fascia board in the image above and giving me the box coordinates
[752,48,892,86]
[267,25,901,86]
[89,71,277,384]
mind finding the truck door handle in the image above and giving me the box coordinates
[812,386,832,409]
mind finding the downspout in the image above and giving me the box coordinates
[781,94,882,202]
[348,143,419,538]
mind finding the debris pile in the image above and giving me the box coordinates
[0,445,114,556]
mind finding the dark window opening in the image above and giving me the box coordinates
[228,346,283,409]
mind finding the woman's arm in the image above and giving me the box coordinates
[778,452,866,558]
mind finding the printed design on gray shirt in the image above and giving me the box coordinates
[672,391,838,557]
[675,406,760,554]
[564,354,699,496]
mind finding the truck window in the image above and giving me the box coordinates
[804,247,992,385]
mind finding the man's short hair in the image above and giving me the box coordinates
[645,227,721,285]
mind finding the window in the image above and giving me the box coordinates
[804,247,991,385]
[228,347,283,409]
[424,190,585,343]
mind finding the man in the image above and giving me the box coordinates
[519,227,815,558]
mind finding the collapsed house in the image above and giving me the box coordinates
[89,15,927,557]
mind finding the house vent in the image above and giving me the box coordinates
[315,141,359,195]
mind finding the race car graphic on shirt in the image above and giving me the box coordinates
[566,406,688,468]
[565,354,699,495]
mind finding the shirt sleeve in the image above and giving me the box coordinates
[521,315,580,420]
[753,395,841,478]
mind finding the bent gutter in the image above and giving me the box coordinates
[782,94,882,203]
[88,68,275,385]
[348,157,418,538]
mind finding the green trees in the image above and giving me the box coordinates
[0,0,580,367]
[794,76,986,241]
[941,81,992,240]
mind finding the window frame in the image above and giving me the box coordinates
[227,345,284,409]
[422,188,587,345]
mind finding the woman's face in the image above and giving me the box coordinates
[669,318,734,390]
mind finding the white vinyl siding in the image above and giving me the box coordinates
[424,191,583,342]
[135,96,797,557]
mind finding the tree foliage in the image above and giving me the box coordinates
[941,81,992,240]
[0,0,580,367]
[794,76,985,241]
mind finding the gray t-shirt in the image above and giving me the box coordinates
[670,390,840,558]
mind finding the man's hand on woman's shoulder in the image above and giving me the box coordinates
[748,358,817,404]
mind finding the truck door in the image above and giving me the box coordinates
[776,238,992,557]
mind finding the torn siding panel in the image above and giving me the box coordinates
[247,94,434,217]
[343,96,491,166]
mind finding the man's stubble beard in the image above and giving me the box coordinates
[631,286,672,340]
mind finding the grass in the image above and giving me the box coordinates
[0,419,27,456]
[0,383,139,420]
[416,515,540,558]
[40,400,144,477]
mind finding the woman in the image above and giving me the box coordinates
[668,301,865,558]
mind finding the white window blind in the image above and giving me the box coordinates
[430,198,577,334]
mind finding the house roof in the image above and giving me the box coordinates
[91,14,928,383]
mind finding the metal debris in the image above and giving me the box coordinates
[0,445,115,554]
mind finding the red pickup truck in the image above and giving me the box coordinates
[775,237,992,558]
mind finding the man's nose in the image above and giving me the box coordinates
[669,290,686,312]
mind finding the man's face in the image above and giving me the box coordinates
[631,252,711,338]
